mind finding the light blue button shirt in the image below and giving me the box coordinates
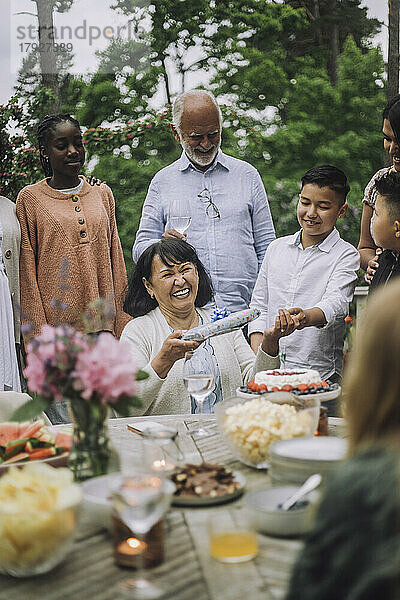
[132,150,275,312]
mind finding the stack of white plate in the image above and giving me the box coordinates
[269,436,347,484]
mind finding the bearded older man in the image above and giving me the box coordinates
[132,90,275,312]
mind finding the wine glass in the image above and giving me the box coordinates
[113,474,175,599]
[169,197,191,235]
[183,350,216,438]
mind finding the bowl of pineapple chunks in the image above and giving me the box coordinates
[0,463,82,577]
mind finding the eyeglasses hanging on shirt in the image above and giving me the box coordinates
[197,189,221,219]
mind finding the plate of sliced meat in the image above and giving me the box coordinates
[170,463,245,507]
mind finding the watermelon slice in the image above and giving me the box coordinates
[28,447,56,460]
[20,422,45,439]
[3,438,31,459]
[17,421,34,437]
[55,432,73,451]
[0,423,20,446]
[2,452,30,464]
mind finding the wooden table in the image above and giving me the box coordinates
[0,416,345,600]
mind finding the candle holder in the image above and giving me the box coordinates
[112,474,175,599]
[141,426,183,476]
[112,514,164,569]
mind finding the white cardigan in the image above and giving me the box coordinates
[120,307,278,415]
[0,196,21,342]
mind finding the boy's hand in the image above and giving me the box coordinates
[275,308,300,337]
[288,307,307,329]
[261,309,299,356]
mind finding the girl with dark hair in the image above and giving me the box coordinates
[121,239,297,415]
[359,94,400,278]
[16,114,129,341]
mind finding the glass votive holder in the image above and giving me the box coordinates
[112,513,164,569]
[208,511,258,563]
[141,428,183,477]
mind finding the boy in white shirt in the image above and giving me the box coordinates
[249,165,360,382]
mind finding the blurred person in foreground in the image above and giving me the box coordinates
[286,279,400,600]
[121,239,298,415]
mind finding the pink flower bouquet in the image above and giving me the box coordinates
[12,325,146,421]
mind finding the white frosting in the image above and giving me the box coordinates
[254,368,321,389]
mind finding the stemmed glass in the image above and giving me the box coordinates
[169,197,191,235]
[183,350,216,438]
[113,474,175,599]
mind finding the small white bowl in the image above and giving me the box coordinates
[81,472,121,530]
[81,473,176,530]
[243,486,319,537]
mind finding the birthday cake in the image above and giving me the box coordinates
[255,369,322,389]
[244,368,329,394]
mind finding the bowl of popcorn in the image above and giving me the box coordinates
[214,393,320,469]
[0,463,82,577]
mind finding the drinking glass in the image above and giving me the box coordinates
[209,512,258,563]
[113,474,175,599]
[183,350,216,438]
[169,197,191,235]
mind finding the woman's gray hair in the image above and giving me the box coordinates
[172,90,222,134]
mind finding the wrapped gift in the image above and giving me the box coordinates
[182,308,261,342]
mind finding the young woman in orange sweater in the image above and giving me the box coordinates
[16,114,129,340]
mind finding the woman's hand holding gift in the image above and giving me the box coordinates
[151,331,201,379]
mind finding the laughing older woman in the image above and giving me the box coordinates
[121,239,297,415]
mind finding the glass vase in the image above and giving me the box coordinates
[68,400,118,482]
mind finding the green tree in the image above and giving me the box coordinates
[283,1,381,83]
[15,0,76,111]
[0,91,52,200]
[111,0,210,103]
[208,0,380,111]
[83,1,307,120]
[75,0,215,127]
[263,37,385,245]
[3,1,385,265]
[209,1,308,110]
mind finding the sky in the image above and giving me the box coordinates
[0,0,390,105]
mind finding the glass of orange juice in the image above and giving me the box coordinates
[208,512,258,563]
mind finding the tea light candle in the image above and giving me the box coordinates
[117,537,147,556]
